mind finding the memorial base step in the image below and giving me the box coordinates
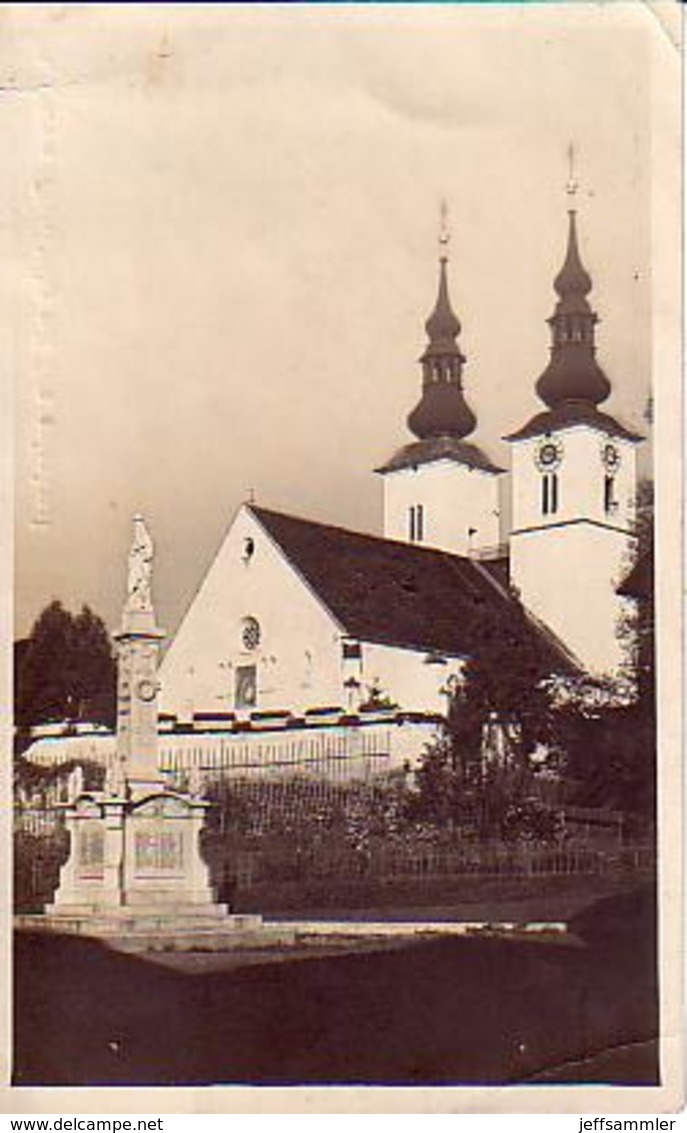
[102,924,297,953]
[15,906,297,951]
[15,911,296,952]
[43,901,231,923]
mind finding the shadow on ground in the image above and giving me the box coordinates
[14,886,658,1087]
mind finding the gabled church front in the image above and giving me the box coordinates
[159,201,642,730]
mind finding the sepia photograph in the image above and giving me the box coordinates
[5,0,682,1110]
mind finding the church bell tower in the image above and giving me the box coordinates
[376,209,504,558]
[506,194,642,675]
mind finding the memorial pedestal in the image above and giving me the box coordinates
[29,785,295,951]
[48,788,216,915]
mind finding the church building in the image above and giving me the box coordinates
[158,202,642,729]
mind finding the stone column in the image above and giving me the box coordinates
[113,514,166,793]
[100,798,126,907]
[43,514,230,926]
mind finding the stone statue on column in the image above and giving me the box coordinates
[126,514,154,613]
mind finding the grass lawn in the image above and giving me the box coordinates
[13,886,658,1087]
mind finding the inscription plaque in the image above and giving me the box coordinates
[134,827,183,872]
[78,826,105,875]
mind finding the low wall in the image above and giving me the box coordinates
[21,716,439,782]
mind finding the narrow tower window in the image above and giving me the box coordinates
[541,473,559,516]
[408,505,425,543]
[604,475,616,514]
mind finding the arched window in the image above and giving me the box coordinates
[235,665,257,709]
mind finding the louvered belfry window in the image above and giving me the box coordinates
[408,504,425,542]
[541,473,559,516]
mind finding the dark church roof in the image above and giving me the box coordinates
[249,505,577,672]
[505,402,643,444]
[376,435,504,475]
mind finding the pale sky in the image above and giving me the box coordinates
[7,3,666,640]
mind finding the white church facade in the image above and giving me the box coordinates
[159,203,641,730]
[159,503,468,722]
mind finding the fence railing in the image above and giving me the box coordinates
[207,837,656,888]
[163,732,396,781]
[13,795,655,914]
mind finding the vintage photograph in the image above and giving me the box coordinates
[7,1,681,1105]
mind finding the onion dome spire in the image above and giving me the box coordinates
[407,205,477,441]
[536,205,611,409]
[505,157,642,448]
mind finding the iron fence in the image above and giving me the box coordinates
[13,786,654,913]
[214,837,655,887]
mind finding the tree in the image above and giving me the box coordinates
[556,479,655,830]
[15,601,116,730]
[622,478,655,704]
[412,593,560,838]
[413,480,656,838]
[71,606,118,723]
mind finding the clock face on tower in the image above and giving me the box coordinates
[534,437,563,471]
[136,678,158,702]
[601,441,621,472]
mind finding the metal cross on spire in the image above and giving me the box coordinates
[438,198,451,258]
[566,142,579,201]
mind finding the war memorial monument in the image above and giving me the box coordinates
[16,516,293,952]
